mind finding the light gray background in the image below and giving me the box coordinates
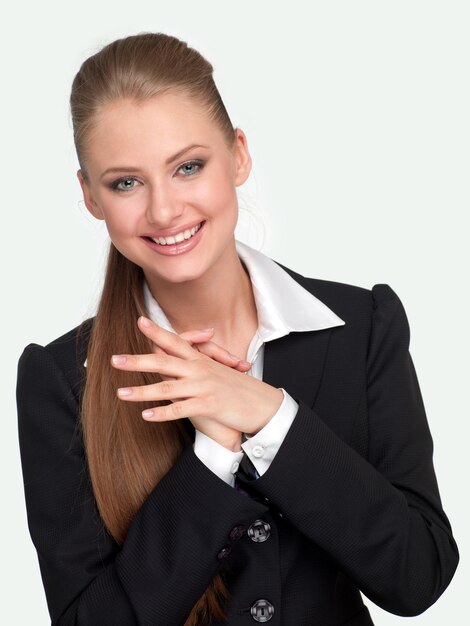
[2,1,468,623]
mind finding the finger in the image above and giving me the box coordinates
[177,330,251,370]
[147,342,202,380]
[179,328,214,344]
[141,397,203,422]
[137,316,207,360]
[151,345,188,369]
[151,343,167,355]
[111,351,192,376]
[193,341,252,371]
[116,377,206,405]
[234,360,252,372]
[148,331,248,379]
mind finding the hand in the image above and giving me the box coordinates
[116,320,250,449]
[151,327,252,375]
[111,316,284,450]
[149,326,252,450]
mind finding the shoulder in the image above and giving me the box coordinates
[273,260,412,369]
[45,316,94,364]
[273,258,400,321]
[17,317,95,400]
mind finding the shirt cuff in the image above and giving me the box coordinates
[241,388,299,477]
[193,430,245,487]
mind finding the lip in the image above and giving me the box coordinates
[140,220,206,256]
[143,219,204,239]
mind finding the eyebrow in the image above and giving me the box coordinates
[100,143,210,178]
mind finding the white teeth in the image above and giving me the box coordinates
[150,222,202,245]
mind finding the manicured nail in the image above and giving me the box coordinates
[228,353,241,361]
[140,316,151,327]
[200,327,214,333]
[117,387,133,396]
[142,410,154,419]
[112,355,127,365]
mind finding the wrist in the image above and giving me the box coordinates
[248,387,284,436]
[217,433,242,451]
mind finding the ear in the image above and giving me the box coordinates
[76,169,105,220]
[232,128,252,187]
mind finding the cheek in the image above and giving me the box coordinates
[196,169,237,213]
[94,188,143,234]
[98,201,139,235]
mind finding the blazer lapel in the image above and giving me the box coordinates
[262,326,333,410]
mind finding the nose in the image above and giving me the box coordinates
[145,178,184,227]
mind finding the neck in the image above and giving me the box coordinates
[144,241,258,344]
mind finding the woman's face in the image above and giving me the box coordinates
[77,93,251,287]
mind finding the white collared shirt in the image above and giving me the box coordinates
[141,239,345,487]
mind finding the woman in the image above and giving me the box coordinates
[16,32,459,626]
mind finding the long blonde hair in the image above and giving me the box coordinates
[71,32,238,625]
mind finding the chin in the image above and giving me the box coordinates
[143,260,209,286]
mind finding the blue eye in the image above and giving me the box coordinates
[111,177,139,192]
[109,159,205,192]
[177,159,205,176]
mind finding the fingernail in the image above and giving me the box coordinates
[228,353,241,361]
[142,410,154,419]
[117,387,133,396]
[112,355,127,365]
[140,316,151,327]
[200,327,214,333]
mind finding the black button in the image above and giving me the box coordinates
[250,598,274,622]
[217,545,232,560]
[247,519,271,542]
[229,524,246,541]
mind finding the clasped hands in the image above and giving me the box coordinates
[111,315,284,451]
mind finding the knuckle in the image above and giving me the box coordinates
[155,352,169,366]
[167,401,183,420]
[190,341,209,355]
[159,379,174,396]
[200,344,215,357]
[173,333,186,347]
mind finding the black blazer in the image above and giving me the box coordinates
[16,262,459,625]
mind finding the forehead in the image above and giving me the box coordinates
[86,93,224,167]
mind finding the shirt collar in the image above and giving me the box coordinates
[84,240,345,367]
[142,239,345,341]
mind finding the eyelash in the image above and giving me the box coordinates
[109,159,206,192]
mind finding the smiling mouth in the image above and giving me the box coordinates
[142,221,205,246]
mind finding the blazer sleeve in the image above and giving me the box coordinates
[16,343,269,625]
[234,283,460,617]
